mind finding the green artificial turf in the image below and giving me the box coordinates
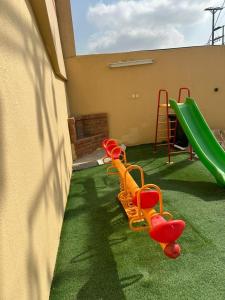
[50,144,225,300]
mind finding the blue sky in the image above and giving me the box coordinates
[71,0,225,55]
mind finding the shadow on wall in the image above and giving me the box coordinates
[0,93,5,194]
[0,92,5,295]
[0,1,71,299]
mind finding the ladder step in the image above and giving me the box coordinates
[158,121,176,125]
[158,129,175,132]
[158,136,175,139]
[159,104,170,108]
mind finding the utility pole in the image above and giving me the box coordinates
[223,25,225,44]
[205,7,224,45]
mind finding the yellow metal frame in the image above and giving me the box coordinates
[129,184,173,231]
[119,165,145,227]
[107,155,173,232]
[107,146,129,175]
[103,143,183,257]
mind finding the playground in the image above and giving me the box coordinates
[50,142,225,299]
[3,2,225,299]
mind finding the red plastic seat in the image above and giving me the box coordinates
[132,190,159,209]
[102,139,110,148]
[106,144,121,159]
[102,139,117,150]
[149,215,185,243]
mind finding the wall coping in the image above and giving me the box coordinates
[29,0,67,79]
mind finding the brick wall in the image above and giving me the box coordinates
[82,113,108,137]
[68,113,108,158]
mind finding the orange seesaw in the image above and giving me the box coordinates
[102,138,185,259]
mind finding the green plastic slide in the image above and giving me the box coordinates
[169,97,225,187]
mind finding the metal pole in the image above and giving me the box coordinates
[212,11,215,45]
[205,7,224,45]
[223,26,225,45]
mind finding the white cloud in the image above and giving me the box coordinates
[88,26,185,53]
[86,0,219,53]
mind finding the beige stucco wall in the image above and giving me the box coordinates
[0,1,72,299]
[30,0,67,79]
[55,0,76,58]
[66,46,225,145]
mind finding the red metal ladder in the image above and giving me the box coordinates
[154,87,192,164]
